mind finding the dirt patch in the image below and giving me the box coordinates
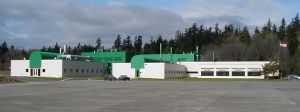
[0,76,23,84]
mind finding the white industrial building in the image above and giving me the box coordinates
[11,50,270,79]
[112,63,187,79]
[112,61,269,79]
[11,60,108,78]
[179,61,269,79]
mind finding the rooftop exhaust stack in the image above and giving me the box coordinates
[62,45,67,55]
[160,43,162,61]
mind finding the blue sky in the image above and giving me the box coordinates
[0,0,299,49]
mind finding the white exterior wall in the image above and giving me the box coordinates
[179,61,269,79]
[164,63,187,79]
[11,60,30,76]
[140,63,165,79]
[62,60,107,77]
[41,60,63,77]
[112,63,135,78]
[139,63,187,79]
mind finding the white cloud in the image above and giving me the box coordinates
[0,0,185,49]
[0,0,295,50]
[180,0,288,26]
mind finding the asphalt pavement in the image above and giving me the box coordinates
[0,80,300,112]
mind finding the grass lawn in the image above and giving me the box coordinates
[89,77,104,80]
[0,70,10,76]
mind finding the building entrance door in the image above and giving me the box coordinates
[30,68,41,76]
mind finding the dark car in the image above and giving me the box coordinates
[104,75,117,81]
[118,75,130,81]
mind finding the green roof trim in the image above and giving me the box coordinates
[130,54,194,70]
[29,51,60,68]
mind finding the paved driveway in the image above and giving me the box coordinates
[0,80,300,112]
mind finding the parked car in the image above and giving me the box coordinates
[288,74,300,80]
[104,75,117,81]
[118,75,130,81]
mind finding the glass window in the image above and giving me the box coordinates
[42,69,45,72]
[76,69,79,73]
[248,71,261,76]
[70,69,73,73]
[82,69,84,73]
[187,71,198,74]
[232,71,245,76]
[64,69,66,73]
[201,71,214,76]
[26,69,29,72]
[216,71,229,76]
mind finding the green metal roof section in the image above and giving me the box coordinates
[29,51,60,68]
[130,54,194,70]
[81,52,135,63]
[81,52,136,74]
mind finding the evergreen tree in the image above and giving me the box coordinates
[262,19,272,38]
[41,46,46,52]
[113,34,122,50]
[254,26,260,34]
[0,42,8,57]
[272,24,277,34]
[287,14,300,56]
[134,35,143,53]
[122,36,132,52]
[54,42,60,53]
[240,26,251,45]
[278,18,286,40]
[96,37,102,50]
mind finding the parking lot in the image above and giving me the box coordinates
[0,80,300,112]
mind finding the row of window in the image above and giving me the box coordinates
[201,71,261,76]
[63,68,106,74]
[165,70,185,74]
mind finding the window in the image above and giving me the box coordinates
[76,69,79,73]
[64,69,67,73]
[92,69,94,73]
[38,69,40,76]
[26,69,29,72]
[87,69,89,73]
[187,71,198,74]
[82,69,84,73]
[248,71,261,76]
[201,71,214,76]
[96,70,99,73]
[232,71,245,76]
[42,69,45,72]
[70,69,73,73]
[216,71,229,76]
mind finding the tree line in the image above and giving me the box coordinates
[1,13,300,75]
